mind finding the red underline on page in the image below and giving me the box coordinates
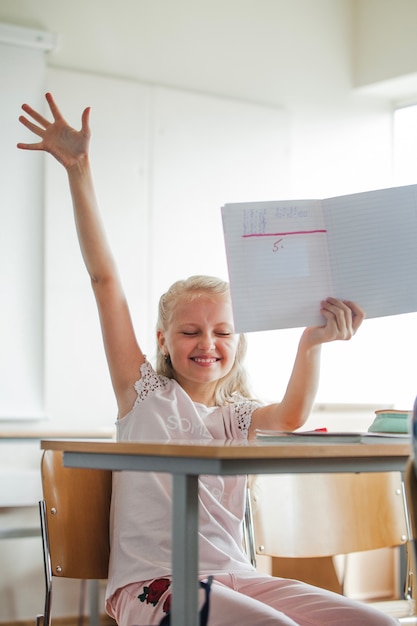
[242,229,327,238]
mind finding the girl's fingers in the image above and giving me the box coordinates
[321,307,349,337]
[20,93,66,134]
[342,299,366,332]
[320,297,365,339]
[18,115,45,138]
[21,103,50,129]
[45,92,64,122]
[81,106,91,134]
[16,141,44,151]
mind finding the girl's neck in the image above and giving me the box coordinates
[177,378,217,407]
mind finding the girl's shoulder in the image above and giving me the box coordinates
[229,397,263,435]
[230,395,262,412]
[133,359,170,403]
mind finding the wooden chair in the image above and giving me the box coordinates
[247,472,416,621]
[37,449,113,626]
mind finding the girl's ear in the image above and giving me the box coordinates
[157,329,166,354]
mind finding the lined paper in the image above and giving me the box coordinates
[221,184,417,332]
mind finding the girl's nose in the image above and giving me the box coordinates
[198,333,215,351]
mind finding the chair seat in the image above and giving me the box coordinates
[367,598,415,619]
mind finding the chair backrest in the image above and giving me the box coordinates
[41,449,112,580]
[248,471,408,559]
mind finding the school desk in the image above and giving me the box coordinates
[40,438,411,626]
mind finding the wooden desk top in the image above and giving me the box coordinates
[40,437,411,461]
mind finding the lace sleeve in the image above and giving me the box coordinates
[133,360,168,404]
[234,400,261,436]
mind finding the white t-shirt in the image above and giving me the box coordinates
[106,360,260,601]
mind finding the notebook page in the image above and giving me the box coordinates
[323,184,417,318]
[221,199,332,332]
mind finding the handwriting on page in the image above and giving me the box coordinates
[241,205,327,280]
[242,204,318,236]
[221,200,332,331]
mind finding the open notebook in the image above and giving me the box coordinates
[222,184,417,332]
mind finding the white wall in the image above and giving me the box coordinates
[353,0,417,90]
[1,0,417,621]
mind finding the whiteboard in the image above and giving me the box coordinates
[0,41,46,419]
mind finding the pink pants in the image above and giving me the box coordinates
[106,572,399,626]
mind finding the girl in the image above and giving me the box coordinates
[18,93,397,626]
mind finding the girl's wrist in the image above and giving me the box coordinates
[299,328,323,353]
[66,153,90,176]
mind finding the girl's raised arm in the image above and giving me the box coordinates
[248,298,366,437]
[18,93,144,418]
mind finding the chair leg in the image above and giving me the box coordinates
[401,479,414,600]
[35,614,44,626]
[244,485,257,568]
[39,500,53,626]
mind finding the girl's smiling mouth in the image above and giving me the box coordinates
[191,356,220,364]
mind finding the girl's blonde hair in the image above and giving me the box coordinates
[156,275,253,405]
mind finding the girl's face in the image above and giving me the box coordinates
[157,293,239,404]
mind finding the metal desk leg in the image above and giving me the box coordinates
[89,580,100,626]
[171,473,199,626]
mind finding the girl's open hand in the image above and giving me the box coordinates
[17,92,90,170]
[302,297,365,347]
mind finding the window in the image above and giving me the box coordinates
[248,104,417,412]
[394,103,417,185]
